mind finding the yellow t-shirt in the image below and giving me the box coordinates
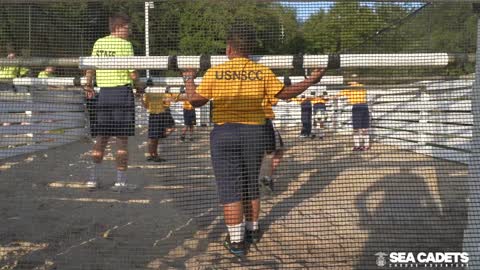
[0,66,29,79]
[183,100,194,110]
[263,97,278,120]
[162,93,180,108]
[339,83,367,105]
[38,71,54,78]
[91,35,134,87]
[312,97,328,105]
[144,93,167,114]
[292,97,312,104]
[196,57,284,125]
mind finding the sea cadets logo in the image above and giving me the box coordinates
[375,252,388,267]
[375,252,469,268]
[215,70,263,81]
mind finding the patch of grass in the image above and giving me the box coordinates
[47,129,65,134]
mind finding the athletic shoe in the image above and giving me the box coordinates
[146,156,166,162]
[299,134,308,138]
[352,146,362,151]
[189,137,193,142]
[180,135,186,142]
[86,181,98,190]
[245,229,261,244]
[223,235,246,257]
[110,182,137,193]
[310,134,316,139]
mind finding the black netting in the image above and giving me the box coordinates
[0,1,478,269]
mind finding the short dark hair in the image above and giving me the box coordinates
[227,22,257,55]
[6,45,15,55]
[109,13,130,32]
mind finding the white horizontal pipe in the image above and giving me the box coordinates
[13,77,76,86]
[145,86,184,94]
[79,56,169,70]
[145,85,327,96]
[0,53,465,69]
[287,76,343,85]
[340,53,450,67]
[82,53,452,70]
[10,75,343,87]
[303,55,329,69]
[177,56,201,69]
[251,55,294,69]
[12,77,88,86]
[210,55,295,69]
[144,76,343,86]
[181,55,295,69]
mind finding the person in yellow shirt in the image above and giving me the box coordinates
[312,91,329,139]
[37,66,55,78]
[142,91,170,162]
[337,79,370,151]
[83,13,144,192]
[182,22,326,256]
[161,89,178,137]
[177,91,197,142]
[0,51,30,79]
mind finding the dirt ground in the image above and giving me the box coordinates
[0,127,469,270]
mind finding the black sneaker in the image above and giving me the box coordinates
[223,235,246,257]
[245,229,261,244]
[180,135,186,142]
[146,156,166,162]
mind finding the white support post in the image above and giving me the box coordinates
[145,1,154,79]
[368,92,376,140]
[464,5,480,269]
[199,103,211,127]
[418,86,429,146]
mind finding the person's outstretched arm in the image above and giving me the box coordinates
[84,69,96,99]
[182,69,209,107]
[275,68,327,100]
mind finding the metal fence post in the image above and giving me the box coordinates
[464,4,480,269]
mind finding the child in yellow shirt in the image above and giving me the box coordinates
[143,92,170,162]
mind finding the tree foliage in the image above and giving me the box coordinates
[0,0,476,75]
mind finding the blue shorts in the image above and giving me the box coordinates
[148,112,170,139]
[96,86,135,137]
[183,109,196,126]
[86,93,99,137]
[352,104,370,129]
[165,108,175,128]
[210,123,266,204]
[265,119,284,152]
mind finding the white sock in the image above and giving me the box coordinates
[89,163,100,182]
[353,134,361,147]
[246,221,259,231]
[116,170,127,185]
[226,223,245,243]
[362,134,370,147]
